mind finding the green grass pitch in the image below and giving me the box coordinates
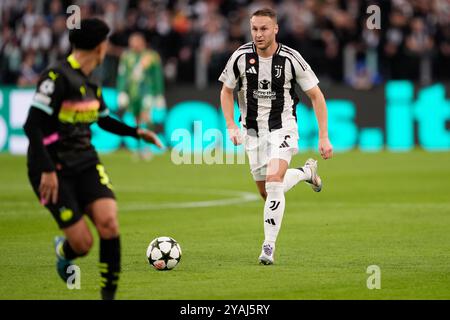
[0,150,449,300]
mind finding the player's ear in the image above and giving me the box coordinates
[93,42,102,55]
[96,41,108,56]
[274,23,279,35]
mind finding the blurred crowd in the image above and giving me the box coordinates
[1,0,449,90]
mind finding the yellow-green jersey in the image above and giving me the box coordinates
[117,49,165,113]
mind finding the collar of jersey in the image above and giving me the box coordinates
[252,42,283,56]
[67,54,81,69]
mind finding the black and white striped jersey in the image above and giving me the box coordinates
[219,42,319,133]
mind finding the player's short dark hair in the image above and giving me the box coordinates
[69,18,110,50]
[251,7,277,22]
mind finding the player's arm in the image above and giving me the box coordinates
[23,70,66,204]
[220,84,241,145]
[116,53,129,109]
[219,52,242,145]
[305,85,333,159]
[141,54,156,113]
[151,52,166,109]
[97,97,163,148]
[292,51,333,160]
[24,108,59,204]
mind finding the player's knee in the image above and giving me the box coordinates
[97,216,119,239]
[266,174,284,183]
[71,234,93,255]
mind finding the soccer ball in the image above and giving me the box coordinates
[146,236,182,270]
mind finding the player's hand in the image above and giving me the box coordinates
[319,137,333,159]
[137,128,163,149]
[227,123,242,146]
[39,171,58,205]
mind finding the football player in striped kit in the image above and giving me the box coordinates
[219,8,333,265]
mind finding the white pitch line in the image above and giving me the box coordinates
[120,190,259,211]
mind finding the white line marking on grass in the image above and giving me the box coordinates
[120,189,259,211]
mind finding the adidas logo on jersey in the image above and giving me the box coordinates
[246,66,257,74]
[279,141,290,148]
[279,135,291,148]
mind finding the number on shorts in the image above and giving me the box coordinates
[96,164,113,189]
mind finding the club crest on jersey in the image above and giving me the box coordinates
[274,65,283,78]
[249,58,256,64]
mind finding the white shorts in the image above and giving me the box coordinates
[243,127,299,181]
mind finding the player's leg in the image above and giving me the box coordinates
[246,130,268,200]
[271,131,321,193]
[88,199,119,238]
[52,218,94,284]
[55,218,94,280]
[138,108,153,160]
[259,158,289,265]
[258,165,317,195]
[59,218,94,258]
[28,172,93,282]
[79,164,119,300]
[283,159,322,193]
[255,180,267,200]
[130,101,145,159]
[283,167,311,193]
[87,198,120,300]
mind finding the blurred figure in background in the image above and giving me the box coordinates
[405,17,434,85]
[17,51,39,87]
[116,32,166,159]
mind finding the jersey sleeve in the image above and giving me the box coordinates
[30,69,66,116]
[97,87,110,118]
[151,52,165,96]
[218,51,241,90]
[291,52,319,92]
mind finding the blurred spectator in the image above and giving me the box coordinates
[0,0,449,88]
[381,9,408,79]
[404,17,434,85]
[0,25,22,84]
[49,15,70,62]
[17,52,39,87]
[44,0,64,26]
[172,9,201,83]
[434,23,450,81]
[198,14,227,87]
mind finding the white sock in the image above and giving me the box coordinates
[264,182,286,244]
[283,167,311,193]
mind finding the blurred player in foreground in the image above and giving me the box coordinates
[219,8,333,265]
[23,18,162,299]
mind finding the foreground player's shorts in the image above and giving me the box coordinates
[28,163,115,229]
[243,127,299,181]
